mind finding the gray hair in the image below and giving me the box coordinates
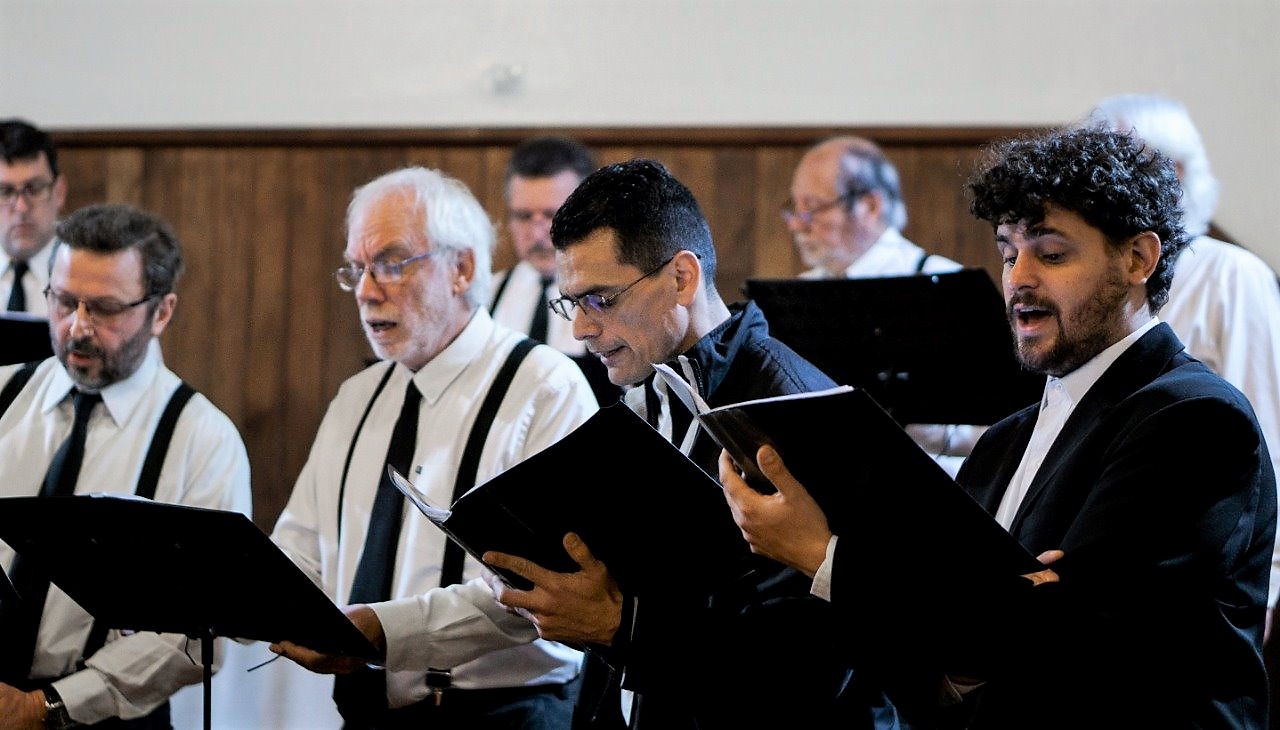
[347,166,495,308]
[1087,94,1219,237]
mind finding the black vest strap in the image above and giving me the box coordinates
[0,361,41,418]
[81,380,198,664]
[439,338,538,587]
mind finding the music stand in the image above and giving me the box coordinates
[0,494,378,730]
[745,268,1043,425]
[0,312,52,366]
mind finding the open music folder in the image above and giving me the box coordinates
[389,403,751,595]
[745,268,1043,426]
[650,362,1043,581]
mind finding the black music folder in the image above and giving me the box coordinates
[651,363,1042,580]
[745,268,1043,426]
[0,494,378,659]
[391,403,751,595]
[1,312,52,366]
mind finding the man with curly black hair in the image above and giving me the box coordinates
[717,126,1276,728]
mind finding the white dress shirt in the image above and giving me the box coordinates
[0,341,252,725]
[490,260,586,356]
[272,310,596,706]
[2,238,54,317]
[1161,235,1280,607]
[801,228,961,280]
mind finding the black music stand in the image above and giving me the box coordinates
[745,268,1043,426]
[0,494,379,730]
[0,312,52,366]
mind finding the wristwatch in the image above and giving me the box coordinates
[42,685,79,730]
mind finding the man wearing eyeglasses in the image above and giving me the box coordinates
[787,136,958,279]
[789,136,978,478]
[490,135,622,407]
[1,119,67,317]
[268,166,597,728]
[0,203,252,728]
[483,159,899,729]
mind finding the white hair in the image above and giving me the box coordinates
[347,166,495,308]
[1087,94,1219,237]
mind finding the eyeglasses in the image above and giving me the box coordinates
[334,250,436,292]
[0,178,56,208]
[779,193,854,227]
[548,255,675,322]
[508,208,559,224]
[45,286,154,322]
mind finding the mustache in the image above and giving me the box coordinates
[1006,292,1058,319]
[64,337,104,359]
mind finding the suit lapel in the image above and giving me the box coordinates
[1008,323,1187,534]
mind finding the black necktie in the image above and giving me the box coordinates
[528,275,554,343]
[334,380,421,721]
[7,260,28,312]
[0,390,101,683]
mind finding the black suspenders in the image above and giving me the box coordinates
[335,339,540,588]
[439,337,538,587]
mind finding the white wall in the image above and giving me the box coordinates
[3,0,1278,266]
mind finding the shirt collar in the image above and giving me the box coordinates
[41,337,164,427]
[3,236,56,287]
[1051,316,1161,406]
[408,307,492,405]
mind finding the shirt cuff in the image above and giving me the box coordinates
[810,535,838,602]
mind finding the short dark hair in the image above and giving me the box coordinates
[55,204,184,299]
[0,118,59,177]
[506,135,597,184]
[550,159,716,285]
[968,126,1190,312]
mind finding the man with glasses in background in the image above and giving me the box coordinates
[785,136,958,279]
[268,166,597,728]
[0,203,251,728]
[490,135,621,406]
[1,119,66,317]
[786,136,973,477]
[483,159,899,729]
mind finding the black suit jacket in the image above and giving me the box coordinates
[834,323,1275,728]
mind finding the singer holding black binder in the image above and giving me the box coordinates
[720,127,1275,729]
[267,166,597,729]
[482,159,898,729]
[0,204,251,728]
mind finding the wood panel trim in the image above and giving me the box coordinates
[50,126,1041,149]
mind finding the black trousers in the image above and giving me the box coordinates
[341,675,582,730]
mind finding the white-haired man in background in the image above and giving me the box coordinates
[1089,93,1280,640]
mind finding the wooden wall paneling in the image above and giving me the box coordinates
[706,146,758,302]
[751,147,803,281]
[45,127,1037,535]
[147,149,211,394]
[103,149,145,205]
[234,148,291,526]
[277,149,357,530]
[478,145,515,274]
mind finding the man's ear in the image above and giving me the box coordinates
[1127,231,1161,285]
[854,190,884,223]
[672,250,701,307]
[453,249,476,295]
[150,293,177,337]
